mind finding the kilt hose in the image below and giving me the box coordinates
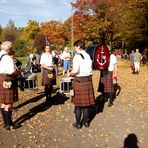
[98,71,114,93]
[42,68,56,86]
[71,75,95,107]
[0,75,18,104]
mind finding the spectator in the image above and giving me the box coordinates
[129,50,135,66]
[62,47,71,77]
[133,49,142,74]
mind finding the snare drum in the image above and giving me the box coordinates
[60,77,74,93]
[19,73,38,91]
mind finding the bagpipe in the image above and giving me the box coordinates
[85,44,110,70]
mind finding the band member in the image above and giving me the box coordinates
[40,45,56,103]
[0,41,20,130]
[98,48,118,107]
[68,40,95,129]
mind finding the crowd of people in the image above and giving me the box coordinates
[0,40,146,132]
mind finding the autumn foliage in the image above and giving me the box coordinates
[0,0,147,55]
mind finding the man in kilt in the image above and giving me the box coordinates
[0,41,21,130]
[40,45,56,104]
[98,49,118,107]
[68,40,95,129]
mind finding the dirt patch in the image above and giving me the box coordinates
[0,60,148,148]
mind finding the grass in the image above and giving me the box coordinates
[17,57,27,66]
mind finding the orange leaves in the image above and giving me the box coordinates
[39,21,65,46]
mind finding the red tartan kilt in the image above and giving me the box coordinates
[98,71,114,93]
[71,76,95,106]
[0,75,18,104]
[42,68,56,86]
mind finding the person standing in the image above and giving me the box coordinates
[52,49,59,76]
[0,41,20,130]
[134,49,142,74]
[40,45,56,104]
[129,50,135,74]
[68,40,95,129]
[129,50,135,66]
[62,47,71,77]
[98,48,118,107]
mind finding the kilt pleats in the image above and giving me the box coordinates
[42,68,56,86]
[0,75,18,104]
[71,75,95,106]
[98,71,114,93]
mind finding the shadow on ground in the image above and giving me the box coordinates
[13,92,69,128]
[89,94,106,124]
[13,93,45,110]
[89,83,121,124]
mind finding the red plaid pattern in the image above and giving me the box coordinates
[98,71,114,93]
[42,68,56,86]
[0,75,18,104]
[71,75,95,106]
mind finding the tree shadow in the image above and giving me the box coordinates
[123,133,139,148]
[13,92,69,128]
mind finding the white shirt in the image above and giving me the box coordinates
[0,50,16,74]
[52,50,56,57]
[108,54,117,71]
[40,52,53,66]
[73,50,92,77]
[62,51,71,61]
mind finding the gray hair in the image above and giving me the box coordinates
[1,41,12,51]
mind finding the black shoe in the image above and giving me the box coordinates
[84,122,90,127]
[108,102,113,107]
[5,125,11,130]
[72,123,81,129]
[4,124,18,130]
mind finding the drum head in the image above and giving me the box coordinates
[94,44,110,70]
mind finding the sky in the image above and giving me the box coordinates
[0,0,75,27]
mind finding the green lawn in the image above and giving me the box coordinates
[17,57,27,66]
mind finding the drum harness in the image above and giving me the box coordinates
[0,54,8,62]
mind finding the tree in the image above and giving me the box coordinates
[21,20,40,54]
[0,20,17,42]
[71,0,113,45]
[110,0,148,49]
[39,20,65,46]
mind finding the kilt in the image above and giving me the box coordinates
[42,68,56,86]
[98,71,114,93]
[71,75,95,107]
[0,74,18,104]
